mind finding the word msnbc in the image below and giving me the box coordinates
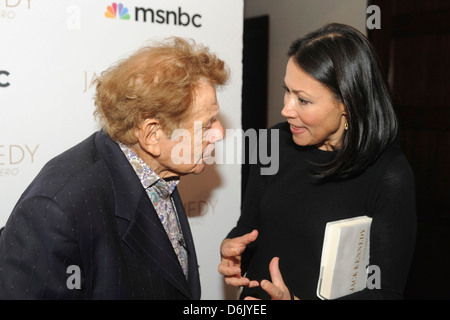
[107,3,202,28]
[135,6,201,27]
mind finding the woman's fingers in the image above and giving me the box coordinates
[224,276,260,287]
[268,257,286,288]
[220,230,258,258]
[259,257,292,300]
[218,257,241,276]
[219,230,260,288]
[260,279,289,300]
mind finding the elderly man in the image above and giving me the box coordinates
[0,37,228,299]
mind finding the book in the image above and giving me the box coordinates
[316,215,372,300]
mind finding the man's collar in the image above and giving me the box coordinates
[118,142,179,194]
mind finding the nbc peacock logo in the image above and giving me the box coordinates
[105,3,130,20]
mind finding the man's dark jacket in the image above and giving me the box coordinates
[0,131,201,299]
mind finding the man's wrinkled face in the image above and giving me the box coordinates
[158,79,224,177]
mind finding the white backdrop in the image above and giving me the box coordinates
[0,0,243,300]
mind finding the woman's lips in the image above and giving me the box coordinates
[289,124,307,135]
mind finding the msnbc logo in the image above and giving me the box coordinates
[105,3,130,20]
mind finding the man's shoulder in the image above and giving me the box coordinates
[21,131,109,201]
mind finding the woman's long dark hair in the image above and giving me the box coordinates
[288,23,398,180]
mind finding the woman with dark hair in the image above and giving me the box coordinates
[218,23,416,300]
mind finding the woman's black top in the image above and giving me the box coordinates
[227,122,416,300]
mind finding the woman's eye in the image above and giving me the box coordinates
[298,97,309,105]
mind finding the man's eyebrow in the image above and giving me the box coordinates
[204,114,218,127]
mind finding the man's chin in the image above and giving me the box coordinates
[192,163,207,175]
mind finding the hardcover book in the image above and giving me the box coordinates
[316,215,372,300]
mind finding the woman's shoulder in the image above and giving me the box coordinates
[370,140,415,188]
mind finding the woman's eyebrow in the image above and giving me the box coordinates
[283,81,312,97]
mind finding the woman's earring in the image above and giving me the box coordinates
[342,113,348,131]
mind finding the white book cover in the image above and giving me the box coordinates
[316,216,372,300]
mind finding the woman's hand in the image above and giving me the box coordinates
[244,257,299,300]
[218,230,259,288]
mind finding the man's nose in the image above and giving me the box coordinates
[205,120,224,144]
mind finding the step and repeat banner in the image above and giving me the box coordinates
[0,0,243,299]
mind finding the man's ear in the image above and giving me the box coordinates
[136,118,163,157]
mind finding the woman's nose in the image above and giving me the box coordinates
[281,98,297,118]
